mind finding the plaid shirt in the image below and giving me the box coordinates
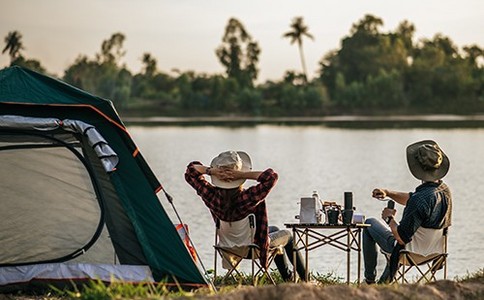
[397,181,452,244]
[185,161,278,267]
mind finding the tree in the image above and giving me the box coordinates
[63,32,132,107]
[10,56,46,74]
[2,31,24,63]
[394,20,416,52]
[216,18,260,87]
[97,32,126,65]
[283,17,314,83]
[141,53,157,77]
[318,14,409,107]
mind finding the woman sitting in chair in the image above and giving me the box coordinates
[185,150,306,282]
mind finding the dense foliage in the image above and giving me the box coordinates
[2,14,483,116]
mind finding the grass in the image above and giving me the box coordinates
[455,268,484,283]
[33,270,342,300]
[6,268,483,299]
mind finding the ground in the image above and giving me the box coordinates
[1,277,482,300]
[196,277,484,300]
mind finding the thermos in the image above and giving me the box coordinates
[342,192,354,225]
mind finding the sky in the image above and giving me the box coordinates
[1,0,483,82]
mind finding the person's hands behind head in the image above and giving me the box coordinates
[372,188,387,200]
[211,167,243,182]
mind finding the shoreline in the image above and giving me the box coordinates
[122,114,484,128]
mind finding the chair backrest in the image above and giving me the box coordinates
[405,227,447,257]
[217,214,257,248]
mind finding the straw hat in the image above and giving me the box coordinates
[406,140,450,181]
[210,150,252,189]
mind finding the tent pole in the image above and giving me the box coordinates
[162,189,217,292]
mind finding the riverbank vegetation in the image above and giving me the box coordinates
[2,14,483,117]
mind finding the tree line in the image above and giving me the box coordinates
[2,14,483,116]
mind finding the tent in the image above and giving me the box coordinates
[0,66,207,290]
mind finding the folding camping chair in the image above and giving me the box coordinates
[389,227,448,284]
[213,214,283,285]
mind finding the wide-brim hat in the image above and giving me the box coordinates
[406,140,450,181]
[210,150,252,189]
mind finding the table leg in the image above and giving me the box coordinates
[305,228,309,282]
[357,228,361,285]
[292,226,297,283]
[346,227,350,284]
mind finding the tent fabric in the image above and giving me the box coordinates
[0,115,119,172]
[0,263,154,286]
[0,66,207,287]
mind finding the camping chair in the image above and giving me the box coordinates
[213,214,283,285]
[387,227,448,284]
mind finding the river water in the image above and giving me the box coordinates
[128,124,484,280]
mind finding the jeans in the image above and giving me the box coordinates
[362,217,396,283]
[269,226,306,281]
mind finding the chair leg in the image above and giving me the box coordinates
[397,254,447,284]
[251,248,256,285]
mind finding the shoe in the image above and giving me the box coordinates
[283,270,293,282]
[363,279,376,285]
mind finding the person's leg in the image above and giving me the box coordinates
[269,227,307,281]
[363,217,396,283]
[268,226,291,280]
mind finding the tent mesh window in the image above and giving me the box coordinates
[0,131,116,266]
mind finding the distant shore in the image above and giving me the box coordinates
[122,114,484,128]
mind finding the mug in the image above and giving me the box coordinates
[327,209,339,225]
[342,209,353,225]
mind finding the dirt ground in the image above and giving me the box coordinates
[198,277,484,300]
[1,277,483,300]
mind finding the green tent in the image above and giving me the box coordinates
[0,66,207,289]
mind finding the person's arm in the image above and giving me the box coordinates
[184,162,216,199]
[388,217,405,245]
[213,168,263,182]
[372,188,410,206]
[243,169,278,203]
[192,164,211,175]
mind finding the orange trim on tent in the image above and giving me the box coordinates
[132,148,140,157]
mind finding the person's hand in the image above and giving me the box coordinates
[372,188,387,200]
[381,207,396,220]
[211,168,243,182]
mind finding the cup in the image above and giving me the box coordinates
[352,213,366,224]
[342,209,353,225]
[327,209,339,225]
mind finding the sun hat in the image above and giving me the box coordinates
[406,140,450,182]
[210,150,252,189]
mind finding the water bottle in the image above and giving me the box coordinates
[312,191,322,223]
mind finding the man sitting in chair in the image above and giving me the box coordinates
[185,150,306,282]
[363,140,452,284]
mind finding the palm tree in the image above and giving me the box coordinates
[2,31,24,63]
[141,53,157,77]
[283,17,314,83]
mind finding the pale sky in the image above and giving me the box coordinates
[1,0,482,82]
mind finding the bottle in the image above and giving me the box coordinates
[312,191,322,223]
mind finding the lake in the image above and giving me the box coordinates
[128,124,484,281]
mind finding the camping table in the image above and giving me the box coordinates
[284,223,370,284]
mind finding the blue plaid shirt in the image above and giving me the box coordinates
[397,181,452,244]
